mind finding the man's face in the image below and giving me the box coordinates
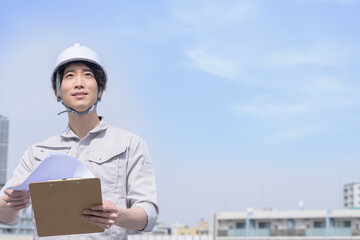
[59,62,99,112]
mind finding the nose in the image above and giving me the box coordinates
[74,73,84,88]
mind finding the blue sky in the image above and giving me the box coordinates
[1,0,360,226]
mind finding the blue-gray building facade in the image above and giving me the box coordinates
[0,115,8,189]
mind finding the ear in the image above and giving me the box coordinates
[54,90,58,98]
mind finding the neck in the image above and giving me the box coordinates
[67,108,101,139]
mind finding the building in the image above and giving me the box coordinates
[171,221,187,235]
[0,115,33,235]
[132,220,210,236]
[0,115,9,189]
[0,207,33,235]
[177,220,210,236]
[344,182,360,208]
[214,209,360,240]
[146,222,172,235]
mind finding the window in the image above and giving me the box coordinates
[259,222,270,229]
[287,219,295,230]
[236,222,245,229]
[344,221,351,228]
[314,221,325,228]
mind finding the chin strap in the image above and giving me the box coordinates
[57,101,97,115]
[56,72,102,116]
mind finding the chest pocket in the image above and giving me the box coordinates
[33,146,71,169]
[86,147,127,193]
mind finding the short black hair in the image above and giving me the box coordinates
[52,61,106,91]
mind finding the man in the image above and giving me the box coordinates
[0,43,159,239]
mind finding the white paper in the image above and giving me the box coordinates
[7,153,94,191]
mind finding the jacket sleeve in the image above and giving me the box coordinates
[0,146,35,225]
[126,137,159,232]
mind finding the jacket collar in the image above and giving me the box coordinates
[60,117,108,139]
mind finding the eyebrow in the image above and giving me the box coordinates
[64,68,94,75]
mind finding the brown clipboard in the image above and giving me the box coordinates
[29,177,104,237]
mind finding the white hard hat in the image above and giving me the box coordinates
[52,43,107,115]
[51,43,107,89]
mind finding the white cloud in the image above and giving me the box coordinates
[186,49,237,79]
[265,126,320,144]
[171,0,257,33]
[233,104,310,119]
[309,78,349,92]
[296,0,360,5]
[300,77,356,107]
[334,0,360,4]
[264,48,338,67]
[232,76,356,120]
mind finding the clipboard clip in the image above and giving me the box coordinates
[47,177,83,186]
[47,177,82,182]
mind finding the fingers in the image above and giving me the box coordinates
[82,214,116,229]
[3,190,30,210]
[84,209,118,219]
[82,216,113,229]
[82,201,118,229]
[7,201,31,211]
[82,212,118,229]
[4,190,28,197]
[4,190,30,201]
[89,200,116,211]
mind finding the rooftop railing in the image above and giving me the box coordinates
[306,227,352,236]
[227,229,270,236]
[221,227,354,237]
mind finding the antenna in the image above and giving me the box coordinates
[298,201,304,210]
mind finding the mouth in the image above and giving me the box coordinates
[72,92,88,97]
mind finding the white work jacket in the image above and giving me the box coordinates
[0,119,159,240]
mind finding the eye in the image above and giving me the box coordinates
[84,72,94,78]
[64,73,74,79]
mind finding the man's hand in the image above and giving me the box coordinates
[3,189,30,211]
[82,200,119,229]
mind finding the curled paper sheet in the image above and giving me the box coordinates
[7,153,94,191]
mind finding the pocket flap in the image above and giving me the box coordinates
[33,148,48,161]
[87,147,127,164]
[33,146,71,161]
